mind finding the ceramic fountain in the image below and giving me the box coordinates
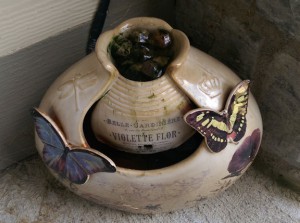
[32,17,263,214]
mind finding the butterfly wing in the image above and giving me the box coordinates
[32,108,68,172]
[226,80,250,142]
[184,109,229,152]
[65,149,116,184]
[184,80,251,153]
[32,108,116,185]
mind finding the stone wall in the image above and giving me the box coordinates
[175,0,300,187]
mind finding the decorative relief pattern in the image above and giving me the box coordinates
[58,71,98,111]
[197,74,222,98]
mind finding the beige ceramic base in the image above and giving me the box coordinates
[35,17,262,214]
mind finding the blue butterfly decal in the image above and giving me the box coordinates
[184,80,250,153]
[32,108,116,184]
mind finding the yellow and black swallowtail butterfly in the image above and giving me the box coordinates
[184,80,250,153]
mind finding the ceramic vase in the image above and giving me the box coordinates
[33,17,263,214]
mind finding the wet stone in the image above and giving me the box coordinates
[131,44,153,62]
[109,28,173,82]
[141,60,164,79]
[128,29,150,44]
[150,29,172,48]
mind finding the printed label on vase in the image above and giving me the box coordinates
[91,109,195,154]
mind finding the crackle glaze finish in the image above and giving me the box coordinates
[34,17,263,214]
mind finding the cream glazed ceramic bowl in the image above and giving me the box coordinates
[33,17,263,214]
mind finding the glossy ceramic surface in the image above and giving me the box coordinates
[91,20,194,154]
[34,17,263,214]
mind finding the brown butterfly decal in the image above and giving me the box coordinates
[184,80,250,153]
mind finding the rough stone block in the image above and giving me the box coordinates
[175,0,263,80]
[258,53,300,166]
[175,0,300,189]
[255,0,300,40]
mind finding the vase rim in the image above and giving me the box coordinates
[95,17,190,81]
